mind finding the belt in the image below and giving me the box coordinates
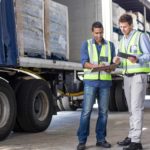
[124,72,147,77]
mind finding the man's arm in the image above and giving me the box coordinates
[84,62,99,69]
[138,33,150,64]
[80,40,98,69]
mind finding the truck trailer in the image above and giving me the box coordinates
[0,0,84,141]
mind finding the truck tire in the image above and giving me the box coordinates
[62,96,78,111]
[146,83,150,95]
[16,79,53,132]
[109,85,118,111]
[0,79,16,140]
[115,81,128,111]
[57,96,77,111]
[57,99,64,111]
[10,79,24,132]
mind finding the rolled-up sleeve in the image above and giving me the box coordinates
[139,33,150,64]
[80,40,89,67]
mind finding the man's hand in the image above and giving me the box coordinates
[84,62,99,69]
[109,64,117,71]
[128,56,138,64]
[113,56,121,65]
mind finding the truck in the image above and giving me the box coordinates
[0,0,84,141]
[0,0,150,141]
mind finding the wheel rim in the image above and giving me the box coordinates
[0,92,10,128]
[33,90,49,121]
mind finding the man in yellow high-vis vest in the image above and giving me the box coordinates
[113,14,150,150]
[77,22,116,150]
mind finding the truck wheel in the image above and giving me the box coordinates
[16,79,53,132]
[57,98,64,111]
[58,96,77,111]
[146,83,150,95]
[0,79,16,140]
[109,85,118,111]
[57,90,78,111]
[62,96,77,111]
[115,81,128,111]
[10,79,25,132]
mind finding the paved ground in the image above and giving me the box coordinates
[0,103,150,150]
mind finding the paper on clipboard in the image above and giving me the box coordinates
[91,64,117,72]
[117,52,136,59]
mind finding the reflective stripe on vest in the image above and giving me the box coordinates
[119,31,150,74]
[84,39,112,80]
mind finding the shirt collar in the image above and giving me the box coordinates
[92,38,106,45]
[124,29,136,39]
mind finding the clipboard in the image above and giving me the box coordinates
[117,52,136,59]
[91,64,117,72]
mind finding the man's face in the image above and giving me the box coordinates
[119,22,133,36]
[92,27,103,44]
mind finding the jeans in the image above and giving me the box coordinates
[77,84,110,144]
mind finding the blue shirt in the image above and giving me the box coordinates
[81,38,116,88]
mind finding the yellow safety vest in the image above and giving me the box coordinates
[119,31,150,74]
[84,39,112,80]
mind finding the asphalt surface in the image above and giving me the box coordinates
[0,102,150,150]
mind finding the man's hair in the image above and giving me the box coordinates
[119,14,133,25]
[92,21,103,31]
